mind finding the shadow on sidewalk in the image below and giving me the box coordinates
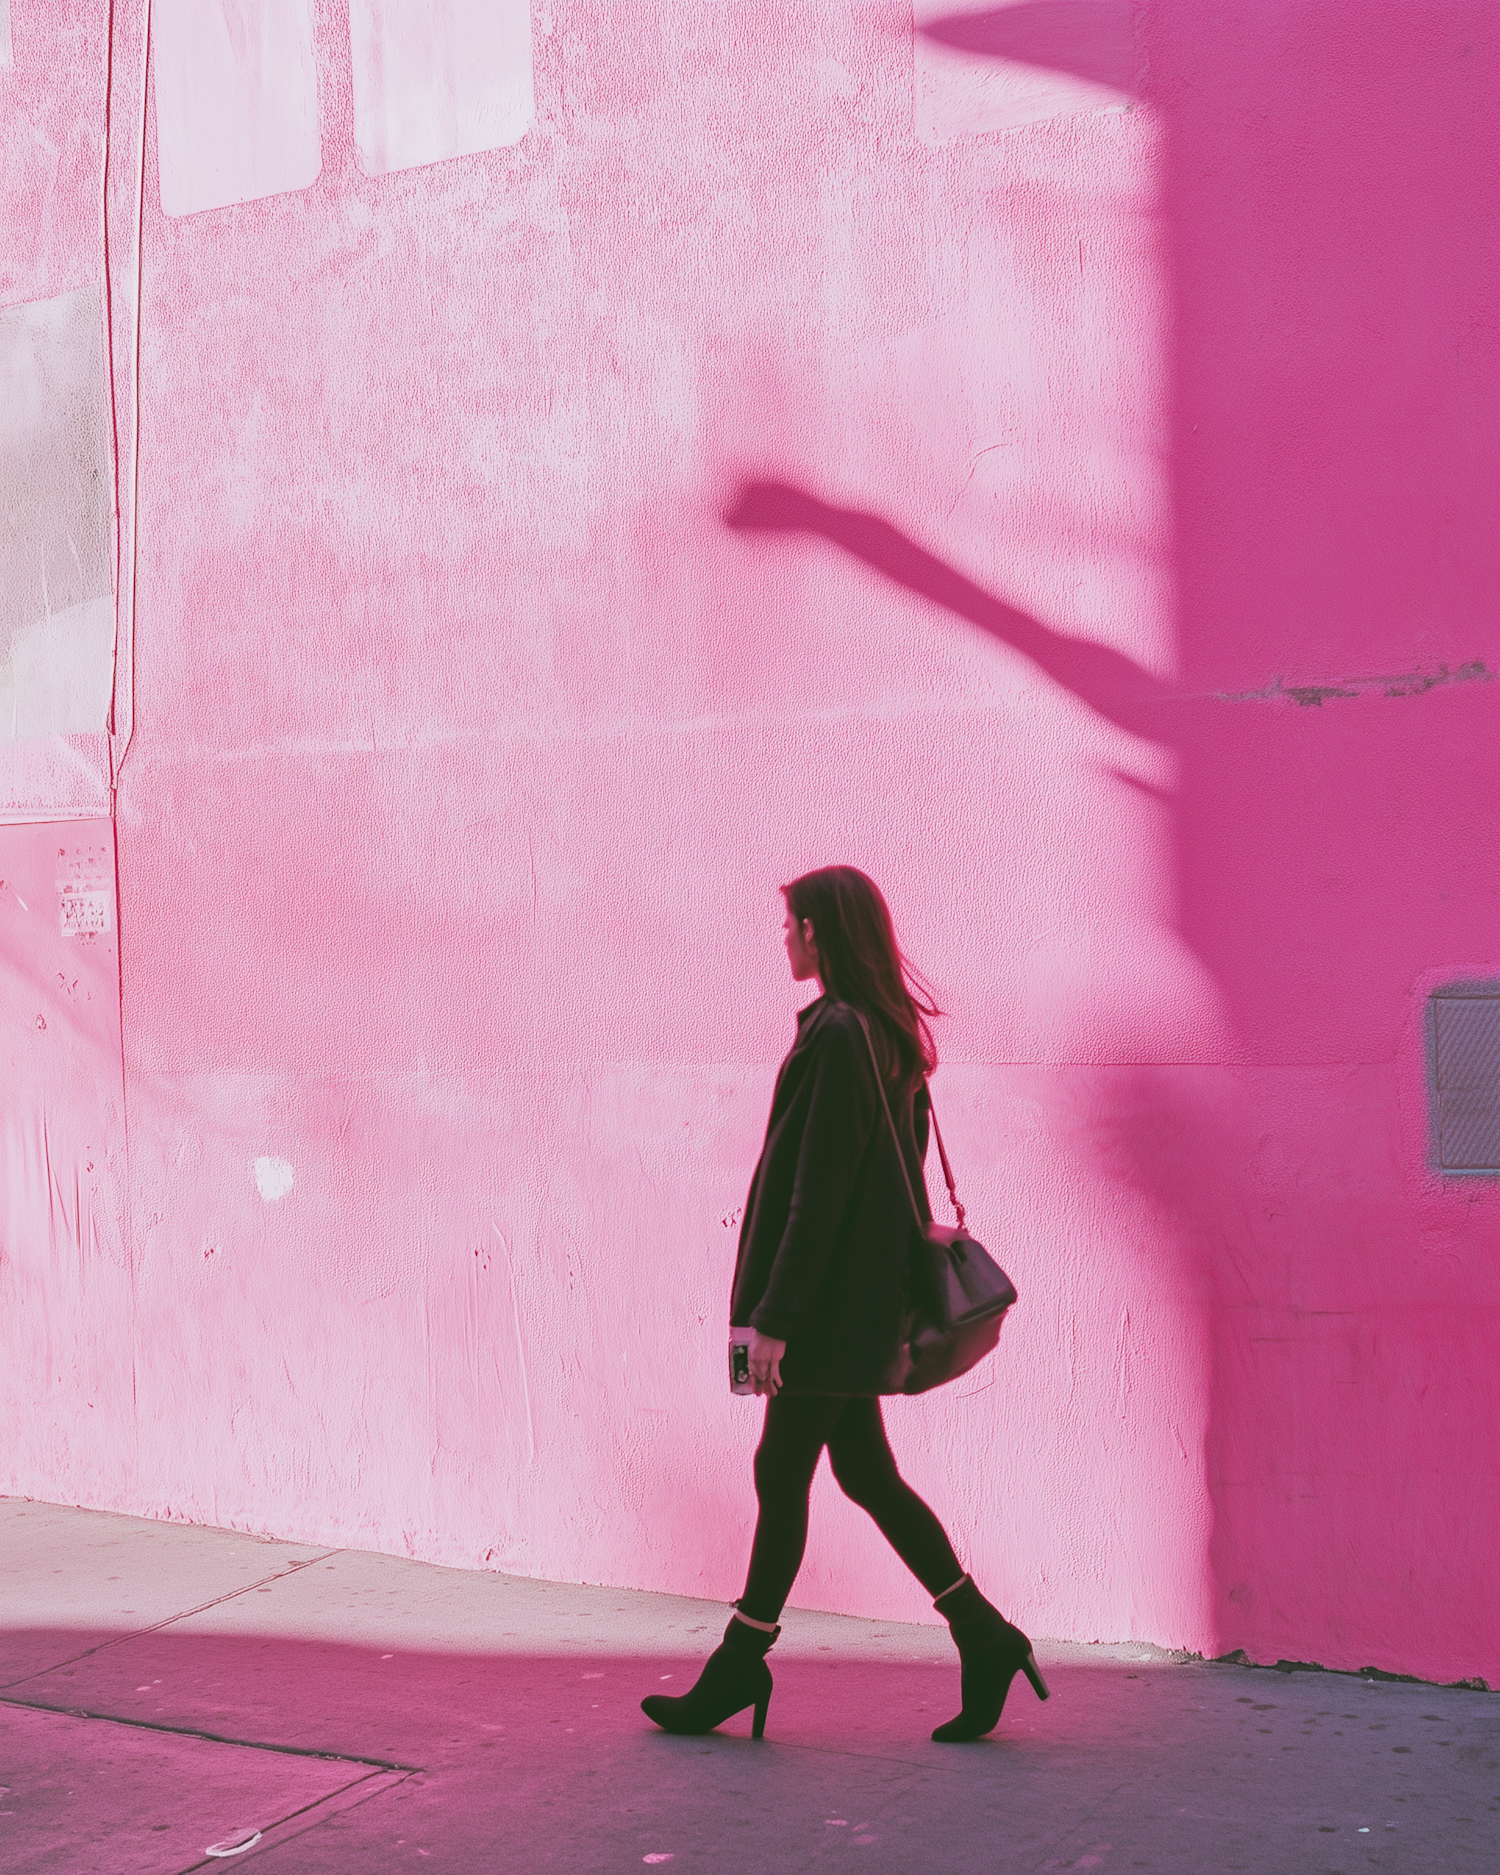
[5,1620,1496,1873]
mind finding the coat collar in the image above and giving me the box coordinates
[794,991,839,1040]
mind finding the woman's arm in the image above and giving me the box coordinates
[749,1015,877,1342]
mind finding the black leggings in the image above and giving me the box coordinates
[737,1392,965,1624]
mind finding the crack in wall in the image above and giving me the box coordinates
[1219,659,1492,707]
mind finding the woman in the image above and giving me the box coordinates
[641,866,1048,1743]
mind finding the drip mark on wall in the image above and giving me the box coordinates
[493,1225,536,1466]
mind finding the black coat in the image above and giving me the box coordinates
[730,994,932,1395]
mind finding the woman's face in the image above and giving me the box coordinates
[783,905,820,983]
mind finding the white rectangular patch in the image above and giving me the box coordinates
[350,0,534,177]
[0,290,115,746]
[915,0,1138,146]
[1,0,13,71]
[0,734,113,825]
[153,0,322,216]
[1,597,116,744]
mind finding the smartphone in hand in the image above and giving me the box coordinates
[729,1330,755,1395]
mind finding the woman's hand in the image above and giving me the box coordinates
[748,1329,786,1396]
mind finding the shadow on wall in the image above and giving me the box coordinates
[726,0,1500,1673]
[1155,0,1499,1670]
[921,2,1144,94]
[725,480,1177,739]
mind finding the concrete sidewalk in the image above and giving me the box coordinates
[2,1499,1495,1874]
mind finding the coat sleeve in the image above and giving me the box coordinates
[749,1015,879,1340]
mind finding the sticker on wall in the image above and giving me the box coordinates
[56,840,115,939]
[0,288,115,745]
[914,0,1140,146]
[349,0,534,177]
[153,0,322,216]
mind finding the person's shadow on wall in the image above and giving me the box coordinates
[724,474,1245,1654]
[725,480,1179,742]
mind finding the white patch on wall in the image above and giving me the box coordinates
[153,0,322,216]
[350,0,534,177]
[56,839,115,937]
[914,0,1139,146]
[0,289,115,744]
[253,1155,295,1201]
[3,600,116,743]
[0,0,13,71]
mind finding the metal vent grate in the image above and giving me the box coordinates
[1430,989,1500,1173]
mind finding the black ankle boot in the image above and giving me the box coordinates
[930,1575,1050,1742]
[640,1612,779,1738]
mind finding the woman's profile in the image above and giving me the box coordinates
[641,866,1048,1742]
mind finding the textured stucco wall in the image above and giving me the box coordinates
[2,1,1497,1685]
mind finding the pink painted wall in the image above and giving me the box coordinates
[3,2,1496,1685]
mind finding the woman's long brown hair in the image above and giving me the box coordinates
[782,867,940,1091]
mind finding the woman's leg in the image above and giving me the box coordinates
[826,1401,1048,1740]
[737,1392,848,1624]
[825,1397,964,1597]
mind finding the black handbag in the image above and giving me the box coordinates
[856,1015,1018,1396]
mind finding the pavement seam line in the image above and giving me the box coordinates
[0,1692,423,1773]
[171,1767,416,1875]
[0,1547,343,1689]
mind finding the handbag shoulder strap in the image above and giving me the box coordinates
[853,1011,966,1231]
[925,1099,967,1232]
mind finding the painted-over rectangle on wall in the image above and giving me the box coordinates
[0,288,115,816]
[350,0,534,176]
[153,0,321,216]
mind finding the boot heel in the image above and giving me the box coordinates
[641,1616,778,1737]
[752,1689,770,1738]
[1022,1652,1050,1701]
